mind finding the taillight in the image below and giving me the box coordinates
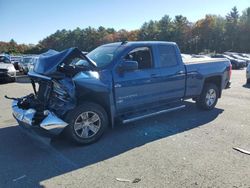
[229,63,232,80]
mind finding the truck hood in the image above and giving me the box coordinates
[33,47,97,78]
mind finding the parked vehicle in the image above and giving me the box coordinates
[19,56,34,74]
[238,53,250,59]
[211,54,245,69]
[181,54,192,60]
[234,54,250,65]
[225,53,248,66]
[9,41,231,144]
[247,63,250,84]
[27,56,39,72]
[0,55,16,82]
[10,56,22,70]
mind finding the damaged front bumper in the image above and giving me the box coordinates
[12,100,68,136]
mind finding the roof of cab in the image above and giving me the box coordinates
[102,41,177,47]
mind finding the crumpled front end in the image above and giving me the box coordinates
[9,47,95,137]
[12,99,68,136]
[10,71,76,136]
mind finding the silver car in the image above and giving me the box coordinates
[247,63,250,84]
[0,55,16,82]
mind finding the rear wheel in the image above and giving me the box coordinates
[196,83,219,110]
[65,102,108,145]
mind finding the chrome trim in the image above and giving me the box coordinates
[123,105,186,124]
[114,84,122,88]
[40,111,68,134]
[73,111,101,139]
[12,100,68,135]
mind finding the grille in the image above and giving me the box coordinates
[0,68,8,73]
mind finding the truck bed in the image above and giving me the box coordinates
[183,57,228,64]
[183,58,231,98]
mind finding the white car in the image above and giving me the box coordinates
[247,63,250,84]
[0,55,16,82]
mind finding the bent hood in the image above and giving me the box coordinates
[33,47,96,77]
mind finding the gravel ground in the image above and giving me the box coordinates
[0,69,249,188]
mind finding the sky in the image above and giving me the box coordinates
[0,0,249,44]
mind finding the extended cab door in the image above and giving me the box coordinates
[112,46,162,113]
[153,44,186,102]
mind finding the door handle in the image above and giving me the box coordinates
[176,70,185,75]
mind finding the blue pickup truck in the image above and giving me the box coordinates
[9,41,231,144]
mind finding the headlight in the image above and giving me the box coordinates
[8,65,16,73]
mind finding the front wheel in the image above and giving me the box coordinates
[196,83,219,110]
[65,102,108,145]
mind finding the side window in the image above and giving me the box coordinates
[158,45,178,67]
[124,47,152,70]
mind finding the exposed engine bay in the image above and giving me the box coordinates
[6,76,76,126]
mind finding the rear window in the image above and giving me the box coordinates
[158,45,178,67]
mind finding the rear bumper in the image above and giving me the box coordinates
[12,100,68,136]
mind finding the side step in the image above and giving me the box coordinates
[122,105,186,124]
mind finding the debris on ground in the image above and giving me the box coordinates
[116,178,131,182]
[12,175,26,182]
[233,147,250,155]
[132,178,141,183]
[116,177,141,183]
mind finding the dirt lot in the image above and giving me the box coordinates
[0,69,250,188]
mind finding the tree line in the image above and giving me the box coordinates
[1,6,250,55]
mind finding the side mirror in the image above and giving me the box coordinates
[118,60,138,73]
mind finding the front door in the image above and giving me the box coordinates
[113,46,161,113]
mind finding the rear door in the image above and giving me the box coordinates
[153,44,186,103]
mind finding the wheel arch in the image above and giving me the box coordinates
[76,91,114,128]
[203,76,222,98]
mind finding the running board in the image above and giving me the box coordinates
[122,105,186,124]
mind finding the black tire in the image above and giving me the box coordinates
[247,79,250,84]
[65,102,108,145]
[196,83,219,110]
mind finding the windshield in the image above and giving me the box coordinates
[86,45,118,68]
[0,56,11,64]
[69,46,119,69]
